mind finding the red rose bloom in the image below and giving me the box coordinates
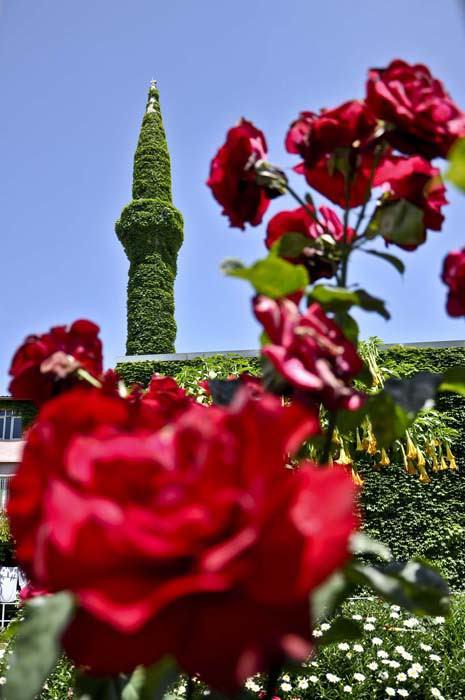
[143,374,192,416]
[442,248,465,317]
[374,155,448,249]
[8,385,358,691]
[366,59,465,159]
[207,119,271,229]
[298,152,378,209]
[286,101,377,167]
[254,296,364,411]
[266,205,355,249]
[8,320,103,406]
[266,206,355,281]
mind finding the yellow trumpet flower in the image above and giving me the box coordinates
[416,448,426,468]
[407,459,417,476]
[432,449,439,472]
[379,448,390,467]
[337,444,352,466]
[332,429,341,446]
[445,444,458,471]
[398,443,409,472]
[351,469,364,486]
[418,464,431,484]
[440,455,449,471]
[405,432,417,460]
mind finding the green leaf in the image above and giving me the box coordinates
[75,673,124,700]
[319,617,363,645]
[439,366,465,396]
[311,571,354,623]
[309,285,390,320]
[5,592,74,700]
[273,232,310,259]
[348,560,450,617]
[130,658,179,700]
[447,137,465,191]
[334,312,359,345]
[362,249,405,275]
[349,532,392,562]
[370,199,424,246]
[368,392,412,448]
[384,372,442,414]
[222,255,309,299]
[335,404,368,435]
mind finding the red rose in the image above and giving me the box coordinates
[442,248,465,317]
[299,151,378,208]
[253,296,364,411]
[266,206,355,281]
[8,320,103,407]
[286,101,377,167]
[207,119,272,229]
[366,59,465,159]
[143,374,192,416]
[373,155,447,249]
[8,385,358,691]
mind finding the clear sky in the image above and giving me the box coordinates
[1,0,465,392]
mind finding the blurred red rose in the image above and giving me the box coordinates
[8,384,358,691]
[207,119,272,229]
[366,59,465,159]
[8,320,103,407]
[143,374,192,415]
[254,296,364,411]
[286,101,377,167]
[374,155,447,249]
[442,248,465,317]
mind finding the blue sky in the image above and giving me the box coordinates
[1,0,465,392]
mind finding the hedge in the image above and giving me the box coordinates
[117,346,465,589]
[115,81,183,355]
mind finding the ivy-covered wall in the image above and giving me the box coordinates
[115,81,183,355]
[0,399,36,429]
[117,346,465,589]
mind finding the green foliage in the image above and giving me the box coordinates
[369,199,425,246]
[446,136,465,192]
[132,88,172,202]
[126,255,177,355]
[116,83,183,356]
[308,286,390,320]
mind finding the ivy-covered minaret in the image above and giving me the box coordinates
[115,80,183,355]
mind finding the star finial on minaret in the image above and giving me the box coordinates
[147,79,158,113]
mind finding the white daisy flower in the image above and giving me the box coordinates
[398,690,409,697]
[433,617,445,625]
[297,679,309,690]
[403,618,419,628]
[391,605,401,611]
[420,643,432,652]
[430,690,445,700]
[353,673,365,682]
[386,689,396,697]
[352,614,363,621]
[338,642,350,651]
[372,637,383,645]
[396,673,407,682]
[364,623,375,631]
[390,612,400,619]
[394,646,405,654]
[320,623,331,631]
[366,616,376,622]
[353,644,364,653]
[280,682,292,692]
[343,686,353,693]
[326,673,341,684]
[380,672,389,681]
[429,654,441,662]
[312,629,323,638]
[245,680,260,692]
[368,662,379,671]
[309,675,318,684]
[377,650,389,659]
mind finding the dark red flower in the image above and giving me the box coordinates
[9,384,358,692]
[299,150,381,208]
[286,101,378,167]
[143,374,192,416]
[8,320,103,407]
[442,248,465,317]
[366,59,465,159]
[207,119,272,229]
[266,205,355,281]
[373,155,448,250]
[253,296,364,411]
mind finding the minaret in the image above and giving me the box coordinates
[115,80,183,355]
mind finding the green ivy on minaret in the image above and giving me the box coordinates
[115,80,183,355]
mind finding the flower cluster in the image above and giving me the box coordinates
[7,323,359,692]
